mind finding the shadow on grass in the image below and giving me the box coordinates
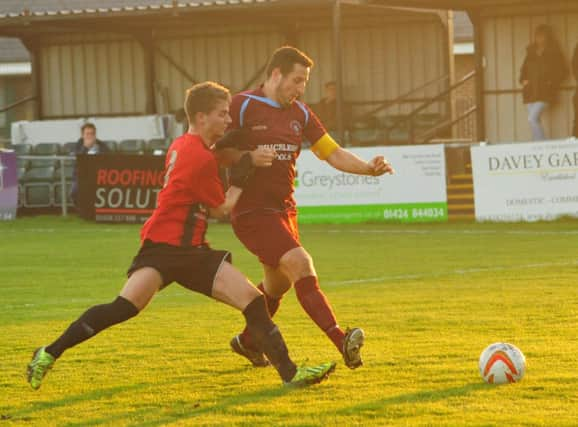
[60,383,294,427]
[332,382,488,416]
[8,383,148,421]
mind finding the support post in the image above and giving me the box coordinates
[21,37,42,120]
[332,0,345,144]
[469,9,486,142]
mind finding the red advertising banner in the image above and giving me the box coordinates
[76,155,164,223]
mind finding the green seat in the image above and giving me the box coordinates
[13,144,32,156]
[118,139,146,155]
[33,143,60,156]
[55,165,75,181]
[21,166,57,183]
[60,142,77,155]
[29,158,59,169]
[23,184,52,207]
[102,140,118,152]
[146,139,169,155]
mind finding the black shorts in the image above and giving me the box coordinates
[126,240,232,297]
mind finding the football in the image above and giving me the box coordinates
[479,342,526,384]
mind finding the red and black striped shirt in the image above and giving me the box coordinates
[140,133,224,247]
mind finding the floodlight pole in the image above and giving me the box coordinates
[332,0,345,144]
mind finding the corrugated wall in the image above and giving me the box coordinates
[482,10,578,142]
[39,34,146,118]
[154,27,285,113]
[299,17,448,118]
[155,15,448,117]
[34,11,449,123]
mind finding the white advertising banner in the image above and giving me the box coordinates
[471,140,578,221]
[295,145,448,223]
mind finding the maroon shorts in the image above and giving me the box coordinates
[232,210,300,268]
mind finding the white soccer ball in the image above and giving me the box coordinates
[479,342,526,384]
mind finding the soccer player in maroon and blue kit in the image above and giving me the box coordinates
[226,47,394,369]
[26,81,335,390]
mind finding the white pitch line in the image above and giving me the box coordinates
[325,259,578,286]
[319,229,578,236]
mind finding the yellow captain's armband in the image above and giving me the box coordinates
[310,133,340,160]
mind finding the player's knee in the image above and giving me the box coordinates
[279,249,316,281]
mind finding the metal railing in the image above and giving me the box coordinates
[386,70,477,144]
[353,74,450,124]
[0,95,37,114]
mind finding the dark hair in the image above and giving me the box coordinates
[184,81,230,124]
[265,46,314,78]
[81,123,96,133]
[533,24,565,55]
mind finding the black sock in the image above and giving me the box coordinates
[243,295,297,382]
[45,296,139,359]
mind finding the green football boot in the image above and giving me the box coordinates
[284,361,336,387]
[27,347,55,390]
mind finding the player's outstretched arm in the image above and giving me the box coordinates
[325,147,395,176]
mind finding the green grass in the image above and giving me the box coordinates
[1,216,577,426]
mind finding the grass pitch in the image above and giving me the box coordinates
[1,216,577,426]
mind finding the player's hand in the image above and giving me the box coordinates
[250,147,276,167]
[521,80,529,87]
[368,155,394,176]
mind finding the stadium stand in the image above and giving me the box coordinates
[60,142,77,155]
[21,165,55,207]
[118,139,146,155]
[101,140,118,152]
[12,143,31,156]
[146,138,170,155]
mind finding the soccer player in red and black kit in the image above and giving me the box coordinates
[225,47,394,370]
[26,81,336,390]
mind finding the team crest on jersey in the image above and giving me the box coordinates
[290,120,302,135]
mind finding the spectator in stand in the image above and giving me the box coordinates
[74,123,109,156]
[519,24,568,141]
[71,123,109,205]
[312,81,352,137]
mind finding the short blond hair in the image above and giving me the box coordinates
[184,81,230,124]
